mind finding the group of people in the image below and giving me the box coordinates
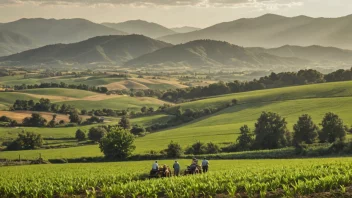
[151,158,210,176]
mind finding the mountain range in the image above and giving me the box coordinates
[124,40,308,68]
[0,30,36,57]
[0,18,125,56]
[102,20,176,38]
[171,26,201,33]
[0,35,171,65]
[159,14,352,49]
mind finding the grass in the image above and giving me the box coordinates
[19,88,97,98]
[54,97,167,111]
[2,81,352,159]
[0,92,38,107]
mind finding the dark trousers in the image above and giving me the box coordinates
[202,166,208,173]
[174,169,180,176]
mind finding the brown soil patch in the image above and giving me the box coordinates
[103,82,128,90]
[0,111,71,122]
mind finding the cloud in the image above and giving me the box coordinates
[0,0,304,9]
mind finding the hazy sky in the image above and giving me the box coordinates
[0,0,351,28]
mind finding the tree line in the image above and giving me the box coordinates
[12,82,108,93]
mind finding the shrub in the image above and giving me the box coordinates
[130,125,145,135]
[88,126,107,142]
[185,141,206,155]
[99,127,135,159]
[237,125,254,151]
[69,112,82,124]
[118,116,131,130]
[166,141,183,158]
[205,142,221,154]
[75,129,86,141]
[7,132,43,151]
[22,113,47,127]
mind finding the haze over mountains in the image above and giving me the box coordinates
[102,20,176,38]
[0,18,125,56]
[159,14,352,50]
[171,26,201,33]
[0,30,35,57]
[0,35,171,65]
[125,40,308,68]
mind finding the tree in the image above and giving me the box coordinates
[81,109,88,115]
[69,112,82,124]
[205,142,221,154]
[319,112,346,143]
[99,127,136,159]
[237,125,254,150]
[148,107,154,113]
[254,112,291,149]
[293,114,319,144]
[22,113,47,127]
[7,132,43,150]
[118,116,131,130]
[88,126,107,142]
[130,125,145,135]
[75,129,86,141]
[141,106,147,113]
[166,141,183,158]
[185,141,206,154]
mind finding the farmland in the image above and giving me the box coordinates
[1,158,352,197]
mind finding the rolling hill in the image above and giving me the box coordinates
[0,35,172,65]
[125,40,309,68]
[159,14,352,49]
[171,26,201,33]
[248,45,352,64]
[102,20,176,38]
[0,30,35,56]
[0,18,125,49]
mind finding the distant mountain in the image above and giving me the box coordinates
[0,30,36,56]
[102,20,176,38]
[0,35,172,66]
[159,14,352,49]
[125,40,308,68]
[0,18,125,48]
[171,26,201,33]
[248,45,352,64]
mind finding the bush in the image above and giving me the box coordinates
[118,116,131,130]
[166,141,183,158]
[237,125,254,151]
[205,142,221,154]
[75,129,86,141]
[69,112,82,124]
[7,132,43,151]
[88,126,107,142]
[0,116,12,122]
[99,127,136,159]
[185,141,206,155]
[130,125,145,135]
[22,113,47,127]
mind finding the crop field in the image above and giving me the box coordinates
[19,88,98,98]
[1,158,352,197]
[0,110,79,122]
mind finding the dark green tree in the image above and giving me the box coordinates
[22,113,47,127]
[99,127,136,159]
[237,125,254,150]
[319,112,346,143]
[69,112,82,124]
[185,141,206,155]
[166,141,183,158]
[254,112,291,149]
[7,132,43,150]
[293,114,319,144]
[88,126,107,142]
[75,129,86,141]
[118,116,131,130]
[141,106,147,113]
[130,125,145,135]
[205,142,221,154]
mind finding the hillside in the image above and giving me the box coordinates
[0,18,125,49]
[0,35,172,65]
[102,20,176,38]
[0,30,36,56]
[171,26,201,33]
[159,14,352,49]
[125,40,309,68]
[248,45,352,64]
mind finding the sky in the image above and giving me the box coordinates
[0,0,351,28]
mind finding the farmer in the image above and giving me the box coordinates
[152,161,159,173]
[190,158,198,173]
[173,161,180,176]
[202,158,209,173]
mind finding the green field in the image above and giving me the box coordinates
[1,158,352,197]
[2,81,352,159]
[19,88,97,98]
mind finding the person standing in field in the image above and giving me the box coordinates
[173,161,180,176]
[202,158,209,173]
[152,161,159,172]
